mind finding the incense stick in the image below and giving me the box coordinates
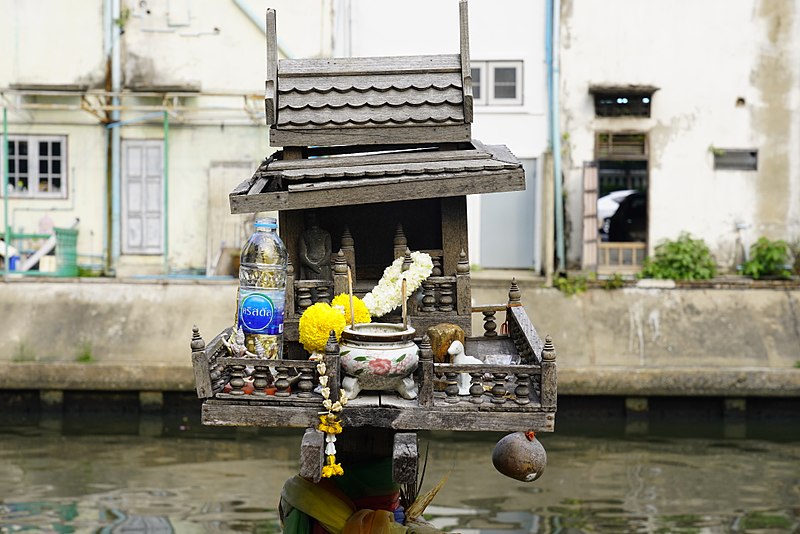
[347,266,355,329]
[402,278,408,330]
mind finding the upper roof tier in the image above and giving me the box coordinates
[265,1,473,147]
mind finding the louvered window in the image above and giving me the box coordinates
[595,132,647,159]
[713,149,757,171]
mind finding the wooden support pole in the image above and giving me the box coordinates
[300,428,325,483]
[393,432,418,485]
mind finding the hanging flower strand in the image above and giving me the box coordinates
[312,357,349,478]
[362,251,433,318]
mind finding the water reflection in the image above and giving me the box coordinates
[1,424,798,533]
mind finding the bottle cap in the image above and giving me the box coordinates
[254,217,278,229]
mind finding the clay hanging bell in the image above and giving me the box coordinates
[492,431,547,482]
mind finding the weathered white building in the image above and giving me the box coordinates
[0,0,332,276]
[560,0,800,272]
[1,0,551,275]
[336,0,549,269]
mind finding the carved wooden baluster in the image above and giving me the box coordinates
[228,362,247,396]
[514,372,531,405]
[316,284,331,304]
[490,372,507,404]
[421,280,436,312]
[532,373,542,399]
[541,335,557,410]
[297,286,313,313]
[438,282,453,312]
[274,365,291,397]
[469,372,484,404]
[252,362,271,396]
[444,372,459,403]
[418,336,434,407]
[394,224,408,260]
[482,310,497,337]
[296,365,315,398]
[431,256,443,276]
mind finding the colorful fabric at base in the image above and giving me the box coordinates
[281,475,407,534]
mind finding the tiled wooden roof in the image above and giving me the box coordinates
[229,141,524,213]
[264,1,474,147]
[276,55,465,129]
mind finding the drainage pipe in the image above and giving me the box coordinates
[163,111,169,275]
[111,0,122,272]
[546,0,565,272]
[3,107,8,278]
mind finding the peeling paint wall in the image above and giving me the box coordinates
[560,0,800,268]
[0,1,330,273]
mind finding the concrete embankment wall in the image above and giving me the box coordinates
[1,278,799,396]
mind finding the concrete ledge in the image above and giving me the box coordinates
[560,367,800,397]
[0,363,195,392]
[3,363,800,398]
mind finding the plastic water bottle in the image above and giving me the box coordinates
[238,217,287,359]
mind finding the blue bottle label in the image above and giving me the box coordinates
[238,289,285,335]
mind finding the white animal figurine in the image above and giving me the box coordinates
[447,340,483,395]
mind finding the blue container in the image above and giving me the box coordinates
[8,255,19,271]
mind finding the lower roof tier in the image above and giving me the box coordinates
[229,140,524,213]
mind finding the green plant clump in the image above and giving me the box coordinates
[602,273,625,290]
[554,274,587,296]
[639,232,716,281]
[742,237,792,279]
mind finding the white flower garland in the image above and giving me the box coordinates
[362,251,433,318]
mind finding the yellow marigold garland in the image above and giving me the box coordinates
[331,294,372,325]
[313,359,349,478]
[298,302,346,354]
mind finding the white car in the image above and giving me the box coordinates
[597,189,637,237]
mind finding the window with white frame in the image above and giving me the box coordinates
[470,61,523,106]
[3,135,67,198]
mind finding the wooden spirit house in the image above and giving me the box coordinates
[191,0,557,511]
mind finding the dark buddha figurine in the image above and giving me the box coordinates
[298,211,332,281]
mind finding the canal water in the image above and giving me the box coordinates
[1,414,798,533]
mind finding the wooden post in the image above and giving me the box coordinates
[333,250,349,297]
[441,196,468,276]
[455,249,471,318]
[324,331,340,404]
[265,8,277,126]
[459,0,473,123]
[393,223,407,259]
[340,225,356,283]
[285,259,296,319]
[190,326,212,398]
[540,335,557,409]
[418,335,434,407]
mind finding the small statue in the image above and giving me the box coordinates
[447,340,482,395]
[298,211,332,281]
[224,327,255,357]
